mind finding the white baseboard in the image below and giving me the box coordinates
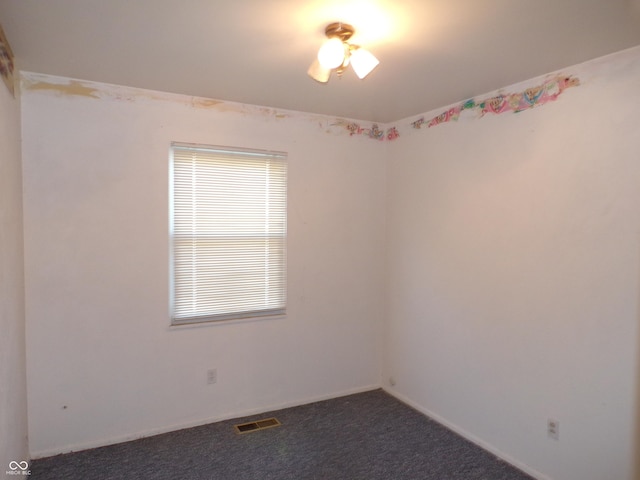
[383,387,552,480]
[30,384,381,459]
[33,383,551,480]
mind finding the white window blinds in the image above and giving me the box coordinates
[170,143,287,325]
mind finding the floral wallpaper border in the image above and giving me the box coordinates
[332,120,400,141]
[0,23,15,96]
[334,74,580,141]
[411,74,580,130]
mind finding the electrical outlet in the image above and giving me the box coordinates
[207,368,217,385]
[547,419,559,440]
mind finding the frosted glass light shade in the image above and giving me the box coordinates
[307,58,331,83]
[317,38,345,69]
[350,48,380,79]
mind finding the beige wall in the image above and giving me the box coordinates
[20,76,387,457]
[0,76,28,467]
[385,46,640,480]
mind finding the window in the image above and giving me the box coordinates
[170,143,287,325]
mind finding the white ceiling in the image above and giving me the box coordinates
[1,0,640,123]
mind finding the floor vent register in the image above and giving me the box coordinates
[234,417,281,434]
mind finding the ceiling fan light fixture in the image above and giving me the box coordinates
[308,22,378,83]
[349,47,379,79]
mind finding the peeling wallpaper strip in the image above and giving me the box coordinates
[20,72,380,140]
[24,79,100,99]
[21,70,582,143]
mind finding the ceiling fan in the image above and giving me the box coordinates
[307,22,379,83]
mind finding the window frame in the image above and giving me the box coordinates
[169,142,287,326]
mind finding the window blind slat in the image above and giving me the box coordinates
[170,143,287,325]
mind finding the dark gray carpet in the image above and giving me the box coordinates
[31,389,534,479]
